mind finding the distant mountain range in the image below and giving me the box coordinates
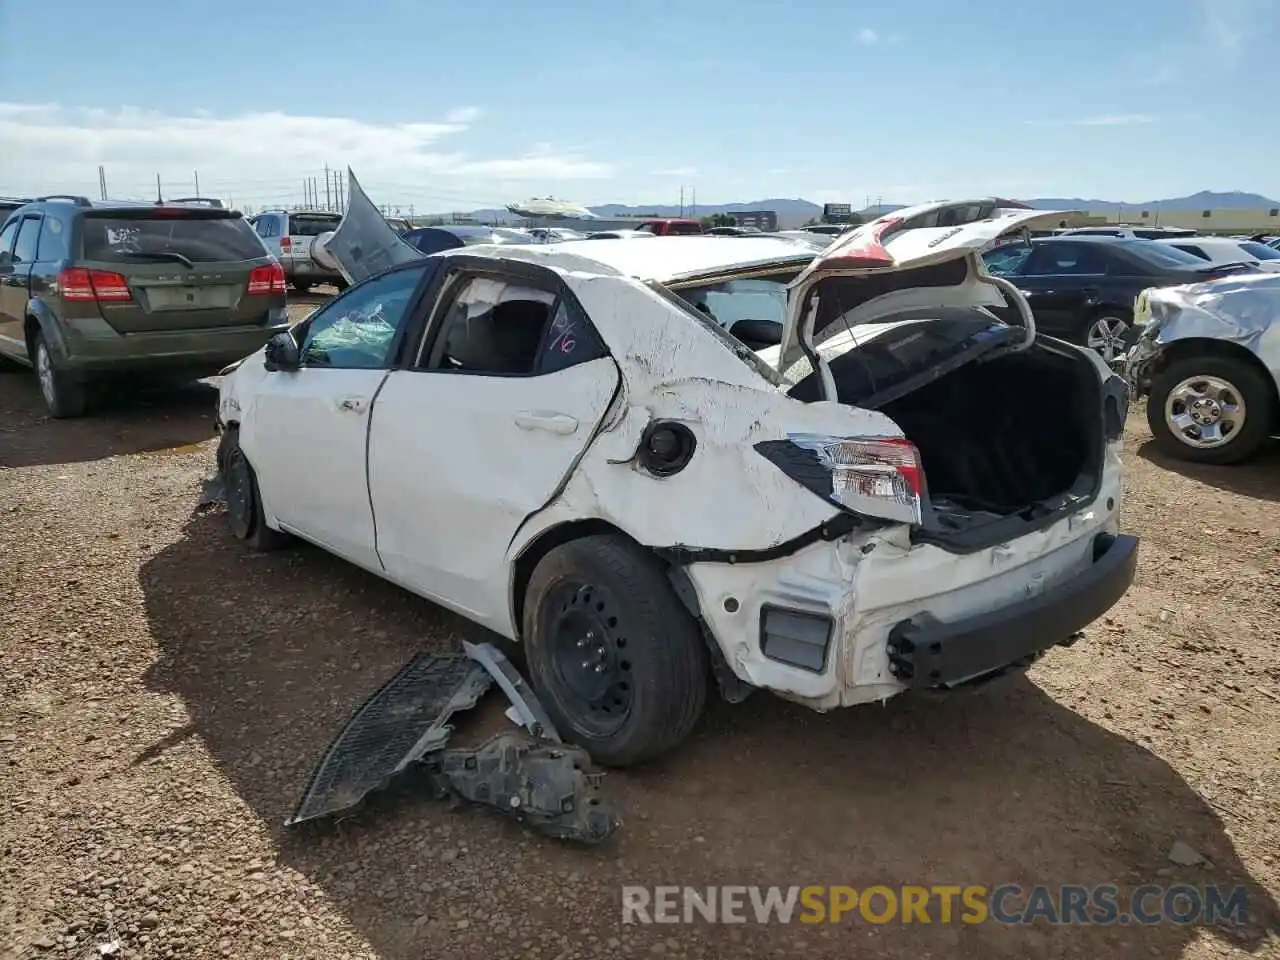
[461,190,1280,225]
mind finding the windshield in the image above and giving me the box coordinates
[677,277,790,330]
[1119,240,1211,269]
[1239,241,1280,260]
[647,279,788,387]
[82,215,267,263]
[289,214,343,237]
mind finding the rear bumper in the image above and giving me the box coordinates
[283,258,342,283]
[60,318,290,376]
[684,451,1133,710]
[885,532,1138,688]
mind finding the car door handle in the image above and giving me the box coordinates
[336,397,368,413]
[515,411,579,434]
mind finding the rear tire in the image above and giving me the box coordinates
[522,534,708,767]
[219,428,291,550]
[1146,356,1273,465]
[33,332,87,418]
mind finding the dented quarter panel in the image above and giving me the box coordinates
[1135,273,1280,384]
[508,272,904,566]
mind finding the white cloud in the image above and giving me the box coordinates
[857,27,879,44]
[1077,114,1157,126]
[653,167,698,177]
[1023,114,1157,127]
[0,102,615,209]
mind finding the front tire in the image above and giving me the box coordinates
[1146,356,1273,465]
[33,332,87,418]
[522,535,708,767]
[219,429,291,550]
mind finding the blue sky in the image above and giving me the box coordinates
[1,0,1278,211]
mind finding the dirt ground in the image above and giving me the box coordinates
[1,319,1278,959]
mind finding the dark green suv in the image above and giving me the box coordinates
[0,196,289,417]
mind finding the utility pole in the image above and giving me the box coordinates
[156,173,162,202]
[324,164,332,211]
[691,187,696,217]
[680,186,685,217]
[98,165,107,200]
[194,170,200,195]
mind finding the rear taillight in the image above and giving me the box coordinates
[279,236,292,253]
[59,267,132,303]
[755,434,926,525]
[246,262,286,296]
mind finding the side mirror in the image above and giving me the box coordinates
[263,331,301,372]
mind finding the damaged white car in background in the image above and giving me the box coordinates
[1128,272,1280,465]
[215,174,1139,771]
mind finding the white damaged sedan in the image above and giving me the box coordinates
[216,177,1138,766]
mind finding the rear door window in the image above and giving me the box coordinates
[1022,243,1108,276]
[82,215,268,263]
[1172,244,1211,261]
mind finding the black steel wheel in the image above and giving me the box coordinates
[219,428,291,551]
[543,581,635,738]
[523,534,708,767]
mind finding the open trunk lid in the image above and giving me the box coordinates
[777,200,1076,375]
[310,169,427,285]
[76,208,280,333]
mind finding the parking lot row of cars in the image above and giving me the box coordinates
[0,190,1275,467]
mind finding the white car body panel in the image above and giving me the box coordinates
[218,193,1129,714]
[242,365,387,572]
[369,357,620,630]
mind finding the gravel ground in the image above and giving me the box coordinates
[1,324,1278,959]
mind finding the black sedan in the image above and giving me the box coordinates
[982,236,1256,362]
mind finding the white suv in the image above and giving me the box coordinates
[248,210,345,292]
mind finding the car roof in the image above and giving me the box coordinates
[452,235,816,283]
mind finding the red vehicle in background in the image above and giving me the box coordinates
[635,218,703,236]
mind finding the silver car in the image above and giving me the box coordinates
[1126,272,1280,464]
[248,210,346,292]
